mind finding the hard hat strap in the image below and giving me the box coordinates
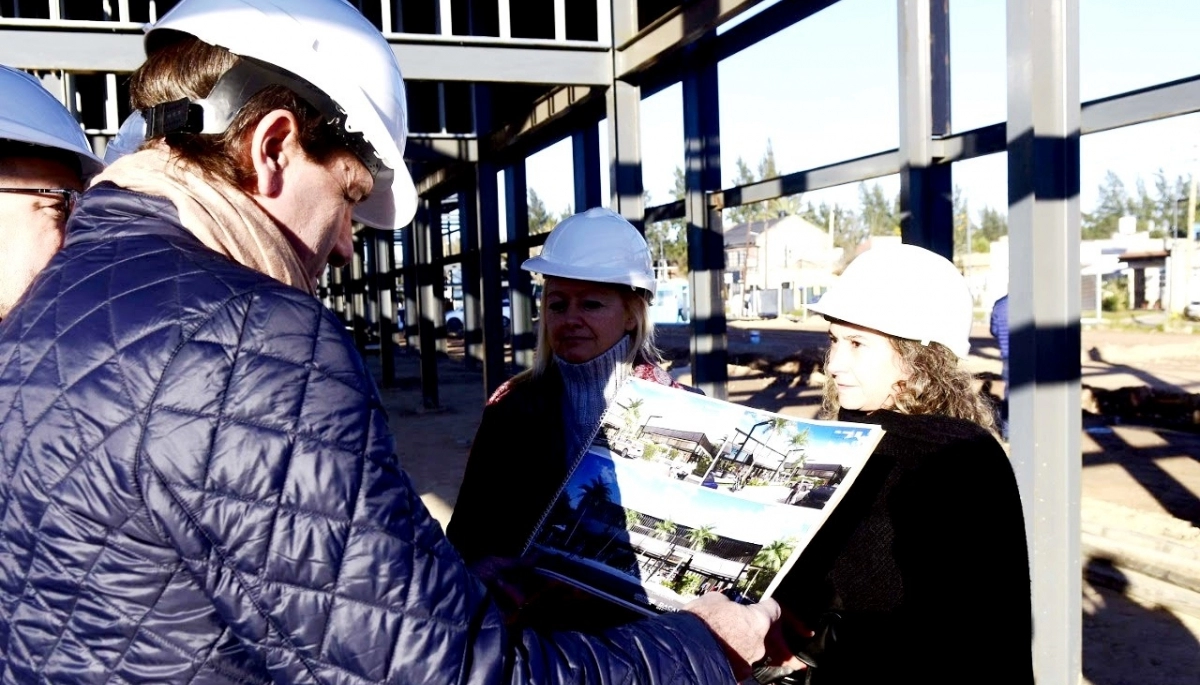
[140,57,382,180]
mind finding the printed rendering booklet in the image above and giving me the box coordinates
[521,378,885,617]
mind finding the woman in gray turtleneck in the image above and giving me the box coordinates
[447,208,685,589]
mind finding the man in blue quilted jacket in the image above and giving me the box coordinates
[0,1,784,683]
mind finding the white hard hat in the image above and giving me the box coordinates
[522,208,657,298]
[809,243,974,358]
[0,65,104,181]
[143,0,416,229]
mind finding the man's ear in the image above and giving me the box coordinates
[247,109,300,199]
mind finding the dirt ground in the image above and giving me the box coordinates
[373,320,1200,684]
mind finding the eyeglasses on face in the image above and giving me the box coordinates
[0,187,81,215]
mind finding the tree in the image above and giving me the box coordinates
[858,182,899,237]
[528,189,557,235]
[1082,171,1131,240]
[801,200,860,255]
[743,538,795,595]
[724,140,800,228]
[564,477,613,548]
[774,428,810,480]
[977,206,1008,246]
[685,524,718,552]
[653,518,677,541]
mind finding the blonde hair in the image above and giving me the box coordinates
[512,285,661,384]
[820,335,997,433]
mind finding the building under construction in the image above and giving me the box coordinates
[5,1,1199,682]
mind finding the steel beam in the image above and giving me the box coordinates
[505,163,536,374]
[0,25,611,85]
[683,50,727,399]
[646,199,686,223]
[934,75,1200,164]
[712,151,903,210]
[897,0,953,258]
[610,0,639,47]
[606,78,644,229]
[614,0,764,79]
[1007,1,1082,684]
[573,125,603,212]
[1081,73,1200,134]
[488,86,606,163]
[407,136,479,163]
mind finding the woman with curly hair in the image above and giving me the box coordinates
[770,243,1033,685]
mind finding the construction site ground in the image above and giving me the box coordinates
[369,319,1200,685]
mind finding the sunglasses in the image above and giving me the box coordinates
[0,187,81,215]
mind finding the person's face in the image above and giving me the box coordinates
[825,320,909,411]
[247,111,374,285]
[544,277,636,364]
[0,156,83,318]
[273,149,372,281]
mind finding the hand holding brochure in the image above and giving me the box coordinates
[520,378,884,620]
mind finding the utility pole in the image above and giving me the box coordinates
[1187,173,1196,240]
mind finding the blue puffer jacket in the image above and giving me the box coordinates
[0,185,733,684]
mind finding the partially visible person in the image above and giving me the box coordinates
[448,207,684,568]
[0,1,779,682]
[771,244,1033,684]
[990,292,1011,434]
[0,65,104,320]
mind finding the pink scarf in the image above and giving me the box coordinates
[91,145,314,294]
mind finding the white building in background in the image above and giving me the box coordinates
[723,215,843,318]
[983,221,1200,317]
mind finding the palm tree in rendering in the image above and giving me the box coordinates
[686,524,718,553]
[744,537,795,594]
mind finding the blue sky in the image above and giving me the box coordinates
[525,0,1200,227]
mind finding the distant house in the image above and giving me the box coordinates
[724,215,843,317]
[724,214,842,291]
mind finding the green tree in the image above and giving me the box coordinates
[976,206,1008,248]
[528,189,557,235]
[1082,171,1131,240]
[858,182,900,237]
[724,140,800,228]
[743,538,795,595]
[801,200,860,255]
[774,428,810,480]
[653,518,677,541]
[685,524,718,552]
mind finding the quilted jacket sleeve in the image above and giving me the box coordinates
[136,288,734,685]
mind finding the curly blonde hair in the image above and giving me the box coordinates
[820,336,997,433]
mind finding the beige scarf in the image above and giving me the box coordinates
[91,145,315,294]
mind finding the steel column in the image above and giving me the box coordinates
[606,79,644,229]
[897,0,953,257]
[683,46,727,399]
[349,234,369,351]
[460,188,484,372]
[505,163,536,374]
[415,198,442,409]
[476,165,507,397]
[607,0,643,228]
[372,228,398,387]
[401,226,418,348]
[573,125,603,212]
[1007,1,1082,683]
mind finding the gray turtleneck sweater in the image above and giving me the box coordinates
[555,335,633,468]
